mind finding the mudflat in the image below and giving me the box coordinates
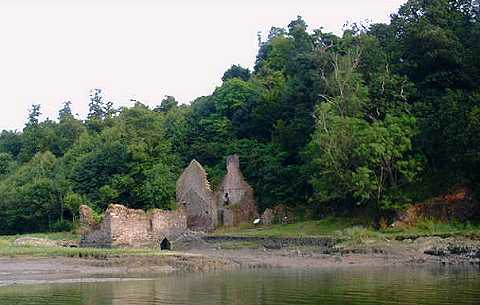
[1,235,479,287]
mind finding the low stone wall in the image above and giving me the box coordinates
[80,204,187,248]
[108,205,152,247]
[80,205,112,248]
[150,209,188,238]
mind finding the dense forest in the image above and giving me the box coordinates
[0,0,479,234]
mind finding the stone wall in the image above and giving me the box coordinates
[79,204,187,248]
[80,155,259,247]
[261,208,274,225]
[217,155,258,227]
[79,205,112,248]
[108,205,151,247]
[176,159,217,231]
[150,209,188,237]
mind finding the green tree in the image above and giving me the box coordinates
[26,104,41,128]
[64,103,178,210]
[0,131,22,160]
[155,96,178,113]
[306,50,422,212]
[0,153,15,177]
[222,65,251,82]
[86,89,115,133]
[58,101,74,121]
[385,0,480,191]
[0,151,62,233]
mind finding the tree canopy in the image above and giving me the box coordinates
[0,1,479,234]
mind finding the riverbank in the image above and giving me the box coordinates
[2,221,480,286]
[0,253,237,286]
[2,233,480,286]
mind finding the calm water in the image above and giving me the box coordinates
[0,266,479,305]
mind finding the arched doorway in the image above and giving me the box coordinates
[160,237,171,250]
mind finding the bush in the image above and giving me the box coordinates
[336,226,381,243]
[50,220,73,232]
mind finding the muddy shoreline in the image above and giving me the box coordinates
[1,235,480,287]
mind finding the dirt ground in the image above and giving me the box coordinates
[1,236,479,287]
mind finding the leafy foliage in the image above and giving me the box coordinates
[0,2,479,233]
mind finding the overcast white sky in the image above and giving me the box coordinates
[0,0,406,131]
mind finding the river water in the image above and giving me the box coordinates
[0,266,479,305]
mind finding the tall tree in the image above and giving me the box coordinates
[58,101,74,121]
[222,65,251,82]
[26,104,41,128]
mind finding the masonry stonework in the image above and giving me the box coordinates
[80,204,186,248]
[261,208,274,225]
[80,154,258,248]
[176,159,217,232]
[216,155,258,227]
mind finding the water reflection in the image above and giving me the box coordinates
[0,266,479,305]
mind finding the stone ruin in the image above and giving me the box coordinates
[176,159,217,232]
[261,208,274,225]
[79,204,186,248]
[177,154,258,230]
[216,155,258,227]
[79,154,258,248]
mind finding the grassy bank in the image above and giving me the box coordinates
[0,233,188,258]
[2,218,480,258]
[382,220,480,239]
[214,217,480,242]
[0,244,187,258]
[0,231,78,242]
[214,217,360,238]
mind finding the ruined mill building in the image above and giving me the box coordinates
[216,155,257,227]
[177,154,257,231]
[79,154,257,248]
